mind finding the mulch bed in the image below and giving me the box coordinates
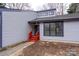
[23,41,79,56]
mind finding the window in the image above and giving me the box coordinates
[44,22,63,36]
[49,11,54,15]
[37,10,55,17]
[44,23,50,36]
[50,23,56,36]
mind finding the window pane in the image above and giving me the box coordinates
[44,23,49,31]
[44,23,50,36]
[56,22,63,36]
[50,23,56,36]
[50,31,55,36]
[44,31,49,36]
[51,11,54,15]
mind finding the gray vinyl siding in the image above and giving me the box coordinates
[2,11,37,47]
[0,12,2,48]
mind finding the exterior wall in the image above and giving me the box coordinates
[2,11,37,47]
[40,21,79,42]
[37,10,56,18]
[0,12,2,47]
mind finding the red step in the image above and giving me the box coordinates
[28,32,39,42]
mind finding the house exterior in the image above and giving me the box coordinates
[0,8,79,48]
[29,13,79,43]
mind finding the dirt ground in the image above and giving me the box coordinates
[22,41,79,56]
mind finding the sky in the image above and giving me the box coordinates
[30,3,70,14]
[30,2,48,10]
[29,2,70,11]
[25,0,71,11]
[4,0,71,13]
